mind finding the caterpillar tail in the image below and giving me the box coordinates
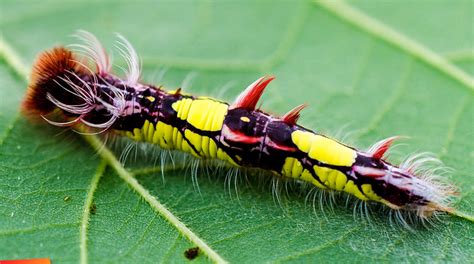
[22,31,457,220]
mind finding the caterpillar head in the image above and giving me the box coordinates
[22,31,135,132]
[22,47,89,118]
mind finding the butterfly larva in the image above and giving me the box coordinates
[22,31,456,221]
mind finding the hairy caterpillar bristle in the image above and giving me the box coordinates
[22,47,86,118]
[69,29,111,75]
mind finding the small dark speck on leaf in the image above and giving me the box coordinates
[184,247,199,260]
[90,202,97,215]
[64,196,71,202]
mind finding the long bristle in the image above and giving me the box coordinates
[22,47,85,118]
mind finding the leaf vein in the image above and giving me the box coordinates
[439,95,470,158]
[211,218,282,245]
[261,1,310,71]
[355,57,413,138]
[274,225,361,262]
[0,222,79,236]
[315,0,474,91]
[161,234,180,262]
[80,160,106,264]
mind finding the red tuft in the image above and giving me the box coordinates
[369,136,400,159]
[281,104,306,125]
[21,47,85,119]
[231,76,275,110]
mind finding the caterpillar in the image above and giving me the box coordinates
[22,31,456,222]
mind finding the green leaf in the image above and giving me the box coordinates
[1,0,473,263]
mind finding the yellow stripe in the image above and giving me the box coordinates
[300,169,326,189]
[291,130,356,166]
[343,180,367,201]
[361,184,382,201]
[282,157,296,178]
[171,98,228,159]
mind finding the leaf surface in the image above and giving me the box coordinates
[1,0,473,263]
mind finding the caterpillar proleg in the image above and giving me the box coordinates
[22,31,457,222]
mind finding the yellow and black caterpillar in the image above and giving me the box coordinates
[22,31,455,221]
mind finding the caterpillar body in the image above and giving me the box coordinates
[22,31,456,221]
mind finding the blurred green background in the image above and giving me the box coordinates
[1,0,473,263]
